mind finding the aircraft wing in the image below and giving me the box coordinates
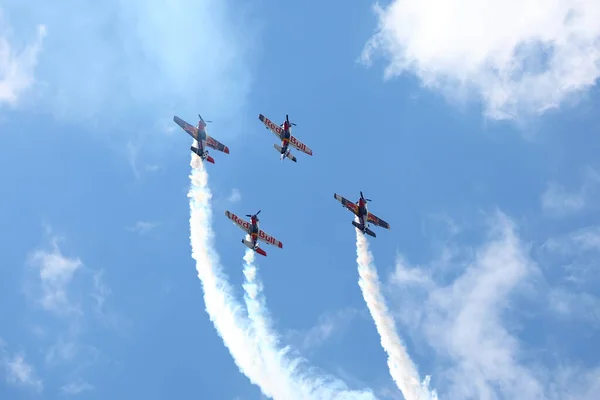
[289,135,313,156]
[333,193,359,216]
[173,116,198,140]
[225,211,250,232]
[257,229,283,248]
[258,114,283,140]
[206,135,230,154]
[367,212,390,229]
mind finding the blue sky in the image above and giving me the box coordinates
[1,0,599,399]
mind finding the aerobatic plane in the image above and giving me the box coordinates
[224,210,283,256]
[258,113,313,162]
[333,191,390,238]
[173,114,230,163]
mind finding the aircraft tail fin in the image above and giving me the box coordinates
[206,155,215,164]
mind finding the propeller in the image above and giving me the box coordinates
[286,114,297,127]
[246,210,262,218]
[360,191,372,202]
[198,114,212,123]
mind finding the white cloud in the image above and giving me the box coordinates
[541,168,600,216]
[29,237,82,315]
[227,188,242,204]
[537,226,600,324]
[0,10,46,106]
[125,139,161,179]
[23,230,123,393]
[127,220,160,235]
[287,308,361,351]
[543,226,600,255]
[0,345,43,392]
[539,225,600,287]
[547,288,600,325]
[61,381,93,395]
[541,182,587,216]
[90,270,110,314]
[389,210,600,399]
[362,0,600,120]
[10,0,258,125]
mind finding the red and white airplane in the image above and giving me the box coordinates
[258,113,313,162]
[334,191,390,238]
[224,210,283,256]
[173,114,230,164]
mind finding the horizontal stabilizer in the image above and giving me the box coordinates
[190,146,215,164]
[273,144,297,162]
[352,221,376,238]
[242,239,267,256]
[365,228,376,238]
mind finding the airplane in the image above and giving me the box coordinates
[224,209,283,256]
[258,113,313,162]
[173,114,230,163]
[333,191,390,238]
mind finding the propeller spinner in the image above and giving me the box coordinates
[286,114,297,127]
[246,210,262,218]
[198,114,212,123]
[360,191,372,202]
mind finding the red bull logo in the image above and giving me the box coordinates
[264,118,282,134]
[258,230,276,245]
[232,214,250,230]
[290,136,307,153]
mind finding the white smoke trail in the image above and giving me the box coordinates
[188,154,275,397]
[355,228,438,400]
[188,149,401,399]
[241,249,378,400]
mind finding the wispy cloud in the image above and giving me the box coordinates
[538,225,600,325]
[542,226,600,255]
[23,229,124,393]
[28,236,83,315]
[547,288,600,326]
[287,308,361,351]
[0,9,46,107]
[61,381,93,395]
[227,188,242,204]
[0,343,43,392]
[541,182,587,216]
[361,0,600,120]
[390,210,600,399]
[9,0,258,124]
[127,220,160,235]
[126,140,161,179]
[538,224,600,294]
[541,167,600,216]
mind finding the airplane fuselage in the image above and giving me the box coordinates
[357,198,369,229]
[196,122,208,153]
[249,216,260,246]
[280,122,292,154]
[187,119,210,159]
